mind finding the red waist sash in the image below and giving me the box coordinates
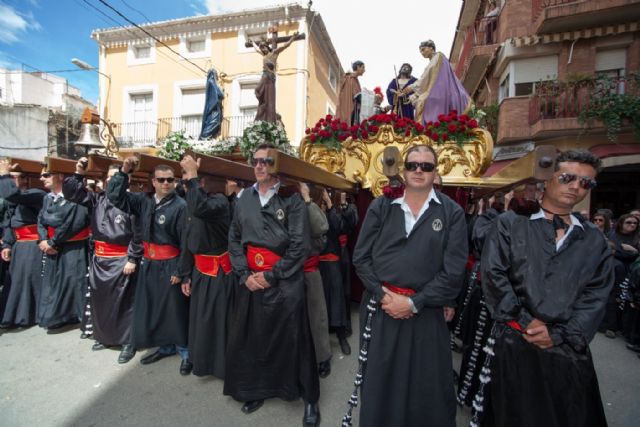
[143,242,180,260]
[319,253,340,262]
[382,281,416,296]
[194,252,232,277]
[247,245,281,272]
[339,234,348,247]
[507,320,523,332]
[94,240,128,258]
[47,226,91,242]
[14,224,39,241]
[303,255,320,273]
[466,255,476,271]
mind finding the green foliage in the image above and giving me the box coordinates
[469,104,499,142]
[158,131,191,161]
[240,121,296,159]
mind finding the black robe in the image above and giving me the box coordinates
[179,179,233,378]
[352,193,468,427]
[225,186,319,403]
[480,210,613,427]
[63,174,142,346]
[37,193,90,328]
[0,177,46,326]
[107,172,188,349]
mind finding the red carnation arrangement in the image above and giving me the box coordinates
[424,110,479,147]
[360,112,425,138]
[383,183,405,199]
[305,114,355,150]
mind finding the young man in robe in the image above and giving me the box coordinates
[107,159,191,375]
[63,159,142,364]
[480,149,613,426]
[225,144,320,427]
[336,61,365,126]
[353,145,468,426]
[0,160,46,328]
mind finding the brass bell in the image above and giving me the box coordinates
[74,122,103,152]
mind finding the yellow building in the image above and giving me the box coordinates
[91,4,342,147]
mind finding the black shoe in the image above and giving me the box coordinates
[0,322,12,329]
[339,336,351,355]
[241,400,264,414]
[626,343,640,353]
[302,402,320,427]
[140,350,173,365]
[118,345,136,364]
[92,342,107,351]
[318,360,331,378]
[80,332,91,339]
[180,359,193,376]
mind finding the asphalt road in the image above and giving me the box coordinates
[0,308,638,427]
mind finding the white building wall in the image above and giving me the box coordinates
[0,105,50,160]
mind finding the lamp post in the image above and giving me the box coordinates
[71,58,111,120]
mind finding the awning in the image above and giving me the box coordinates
[590,143,640,159]
[510,21,639,47]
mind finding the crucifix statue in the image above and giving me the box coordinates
[248,27,305,123]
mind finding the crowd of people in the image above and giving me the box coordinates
[0,145,634,427]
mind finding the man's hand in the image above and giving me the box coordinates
[122,261,136,275]
[38,240,57,255]
[180,155,200,181]
[0,159,18,175]
[322,189,332,210]
[76,157,89,175]
[181,280,191,297]
[245,274,265,292]
[444,307,455,322]
[299,182,311,203]
[252,272,271,289]
[381,288,414,320]
[621,243,638,254]
[1,248,11,262]
[170,275,181,285]
[121,157,139,174]
[523,318,554,349]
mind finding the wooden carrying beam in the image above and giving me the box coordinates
[46,157,101,177]
[265,149,357,192]
[87,154,151,192]
[184,150,255,183]
[136,154,182,177]
[2,157,45,175]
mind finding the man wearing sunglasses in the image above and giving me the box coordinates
[353,145,468,427]
[0,160,47,329]
[226,144,320,427]
[107,158,191,375]
[480,149,613,426]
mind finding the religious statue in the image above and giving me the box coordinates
[199,69,224,139]
[250,28,300,123]
[336,60,365,126]
[408,40,472,125]
[386,63,417,119]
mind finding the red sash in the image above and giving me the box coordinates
[466,255,476,271]
[303,255,320,273]
[246,245,282,272]
[94,240,128,258]
[382,281,416,296]
[339,234,348,247]
[194,252,232,277]
[507,320,524,332]
[143,242,180,260]
[319,253,340,262]
[47,226,91,242]
[14,224,39,241]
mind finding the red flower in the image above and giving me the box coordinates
[338,133,348,141]
[447,123,457,133]
[340,122,348,131]
[449,109,458,115]
[318,118,325,125]
[361,130,369,138]
[404,129,411,137]
[434,121,441,128]
[350,125,359,133]
[460,114,470,121]
[468,119,478,128]
[424,129,432,138]
[437,114,447,121]
[309,134,317,142]
[416,124,424,133]
[442,115,451,123]
[305,128,311,135]
[383,183,405,199]
[370,125,379,133]
[382,115,392,123]
[325,114,333,121]
[459,124,467,132]
[441,133,449,141]
[432,133,439,142]
[331,122,338,131]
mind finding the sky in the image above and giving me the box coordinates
[0,0,462,105]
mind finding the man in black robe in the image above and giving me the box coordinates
[108,159,191,375]
[178,155,234,378]
[225,144,320,427]
[37,169,90,331]
[353,144,467,427]
[63,159,142,363]
[0,160,46,328]
[479,149,613,427]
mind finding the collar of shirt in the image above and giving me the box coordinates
[253,181,281,207]
[392,189,441,236]
[48,191,62,201]
[154,193,174,206]
[530,209,583,250]
[236,188,244,199]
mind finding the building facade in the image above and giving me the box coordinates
[91,3,342,148]
[450,0,640,215]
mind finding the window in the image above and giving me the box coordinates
[239,82,258,118]
[179,88,206,137]
[126,92,156,145]
[180,34,211,59]
[127,42,156,66]
[512,56,557,97]
[499,74,510,102]
[187,39,205,53]
[328,67,337,91]
[596,49,626,94]
[135,46,151,59]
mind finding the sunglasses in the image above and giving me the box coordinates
[557,173,597,190]
[592,218,605,223]
[624,221,639,226]
[40,173,52,178]
[251,157,275,167]
[154,177,176,184]
[404,161,436,172]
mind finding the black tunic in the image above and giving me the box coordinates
[319,208,349,328]
[63,174,143,346]
[179,178,233,378]
[224,185,319,403]
[107,172,188,349]
[37,193,90,328]
[480,210,614,427]
[0,176,46,326]
[352,193,468,427]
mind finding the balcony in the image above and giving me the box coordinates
[455,15,501,96]
[111,115,255,148]
[532,0,640,34]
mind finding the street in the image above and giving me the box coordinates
[1,308,638,427]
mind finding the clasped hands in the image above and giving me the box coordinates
[521,318,554,349]
[245,272,271,292]
[381,286,455,321]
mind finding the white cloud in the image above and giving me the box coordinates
[0,3,42,44]
[201,1,462,106]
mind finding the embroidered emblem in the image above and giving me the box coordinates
[432,218,443,232]
[115,214,123,224]
[158,214,166,225]
[276,209,285,221]
[149,247,156,257]
[96,246,103,255]
[60,200,66,206]
[254,253,265,267]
